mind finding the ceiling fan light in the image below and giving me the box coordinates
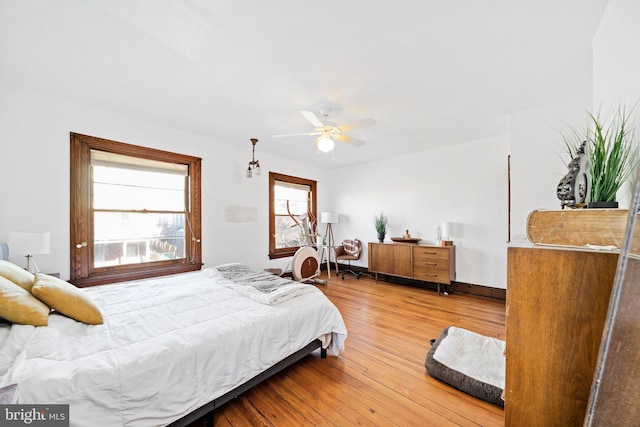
[317,136,335,153]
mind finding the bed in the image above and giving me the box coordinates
[0,258,347,426]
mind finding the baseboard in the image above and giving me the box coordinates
[333,265,506,301]
[449,282,506,300]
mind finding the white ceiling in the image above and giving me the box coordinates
[0,0,608,168]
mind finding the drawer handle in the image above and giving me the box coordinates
[423,273,437,277]
[423,262,437,266]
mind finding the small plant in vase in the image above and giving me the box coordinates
[561,106,638,208]
[373,212,388,242]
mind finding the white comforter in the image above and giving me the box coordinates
[0,268,347,426]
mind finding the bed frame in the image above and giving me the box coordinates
[169,339,326,426]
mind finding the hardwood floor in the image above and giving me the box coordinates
[193,273,506,426]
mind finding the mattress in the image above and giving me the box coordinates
[425,326,505,406]
[0,266,347,426]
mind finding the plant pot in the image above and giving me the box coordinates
[377,232,385,242]
[587,201,619,209]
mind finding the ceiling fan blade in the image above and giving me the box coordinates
[334,134,365,146]
[336,118,376,132]
[273,131,321,138]
[300,111,325,128]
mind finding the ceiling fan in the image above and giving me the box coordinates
[273,107,376,153]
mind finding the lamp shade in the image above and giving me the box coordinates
[440,222,454,240]
[320,212,339,224]
[8,232,50,255]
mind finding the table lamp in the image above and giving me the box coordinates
[8,231,50,273]
[439,222,454,246]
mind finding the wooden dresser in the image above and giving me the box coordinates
[368,242,455,294]
[505,245,618,426]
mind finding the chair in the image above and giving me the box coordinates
[335,239,363,279]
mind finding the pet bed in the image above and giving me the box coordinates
[425,326,505,406]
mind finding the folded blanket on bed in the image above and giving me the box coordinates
[203,263,321,305]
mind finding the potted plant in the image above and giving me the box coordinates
[562,107,637,208]
[373,212,388,242]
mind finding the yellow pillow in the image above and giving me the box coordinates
[0,276,49,326]
[32,274,103,325]
[0,260,35,291]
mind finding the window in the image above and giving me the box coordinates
[269,172,317,259]
[70,133,202,286]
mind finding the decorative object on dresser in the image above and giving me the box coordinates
[373,211,388,242]
[557,140,590,208]
[390,229,422,244]
[560,106,637,209]
[368,242,455,295]
[438,221,454,246]
[390,237,422,243]
[7,231,50,273]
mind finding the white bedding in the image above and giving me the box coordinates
[203,263,320,305]
[0,267,347,426]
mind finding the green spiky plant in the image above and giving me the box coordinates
[373,212,388,234]
[562,107,638,204]
[587,109,637,203]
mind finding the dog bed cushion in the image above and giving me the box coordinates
[425,326,505,406]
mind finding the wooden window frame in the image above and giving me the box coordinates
[70,133,202,287]
[268,172,317,260]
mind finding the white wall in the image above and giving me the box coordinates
[593,0,640,205]
[594,0,640,110]
[328,136,511,288]
[328,75,595,290]
[0,83,329,279]
[509,98,593,243]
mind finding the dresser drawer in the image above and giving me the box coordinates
[412,256,450,271]
[413,247,450,262]
[412,268,451,284]
[412,246,452,285]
